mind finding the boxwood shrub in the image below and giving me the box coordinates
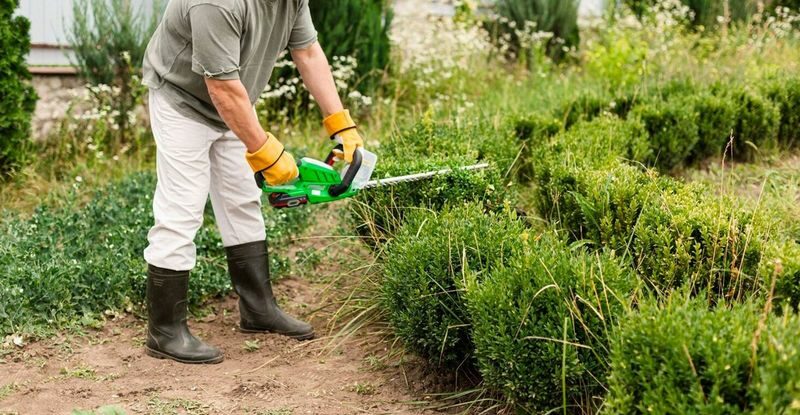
[629,96,700,171]
[606,296,800,413]
[0,172,311,336]
[761,75,800,148]
[351,121,517,245]
[531,121,764,299]
[513,113,562,183]
[687,91,738,163]
[381,204,527,367]
[713,85,782,161]
[467,233,636,411]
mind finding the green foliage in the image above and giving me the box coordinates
[0,0,37,179]
[623,0,756,29]
[606,295,800,414]
[381,204,527,367]
[530,118,764,299]
[488,0,580,62]
[0,173,311,336]
[68,0,159,86]
[67,0,160,147]
[687,91,738,162]
[310,0,393,92]
[467,234,636,411]
[350,121,516,245]
[761,75,800,148]
[513,114,562,182]
[629,96,700,171]
[724,86,782,160]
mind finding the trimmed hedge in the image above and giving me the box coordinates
[351,121,517,246]
[381,204,527,367]
[762,76,800,148]
[530,116,766,300]
[525,74,800,172]
[629,95,700,171]
[467,234,636,411]
[606,296,800,413]
[0,172,311,336]
[0,0,37,178]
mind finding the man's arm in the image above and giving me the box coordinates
[206,78,298,185]
[206,79,268,152]
[291,42,344,117]
[291,42,364,163]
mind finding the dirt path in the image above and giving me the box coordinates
[0,207,435,415]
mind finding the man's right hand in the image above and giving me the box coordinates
[245,133,299,186]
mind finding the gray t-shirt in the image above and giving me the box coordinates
[142,0,317,131]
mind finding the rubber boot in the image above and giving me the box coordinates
[226,241,315,340]
[145,264,224,364]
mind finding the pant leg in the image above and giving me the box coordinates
[208,131,267,247]
[143,89,215,271]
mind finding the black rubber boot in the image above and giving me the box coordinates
[145,264,224,364]
[226,241,314,340]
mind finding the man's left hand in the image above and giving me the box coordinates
[323,110,364,163]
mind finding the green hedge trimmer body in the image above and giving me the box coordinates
[257,146,488,209]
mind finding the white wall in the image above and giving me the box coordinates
[18,0,158,66]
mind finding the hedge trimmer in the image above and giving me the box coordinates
[256,145,489,209]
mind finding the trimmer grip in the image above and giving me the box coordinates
[329,148,362,197]
[324,144,344,166]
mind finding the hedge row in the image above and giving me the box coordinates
[527,115,800,306]
[0,172,311,336]
[606,295,800,413]
[350,120,519,246]
[382,204,638,411]
[520,72,800,172]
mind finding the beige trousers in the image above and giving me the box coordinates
[143,88,266,271]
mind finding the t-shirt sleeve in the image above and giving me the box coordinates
[287,0,318,50]
[189,4,242,80]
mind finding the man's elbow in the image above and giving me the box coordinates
[206,79,239,105]
[291,42,322,66]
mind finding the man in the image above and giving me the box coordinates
[141,0,364,364]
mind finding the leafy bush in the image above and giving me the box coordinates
[629,96,700,171]
[623,0,756,29]
[687,91,738,162]
[727,87,782,160]
[381,204,527,367]
[467,233,636,411]
[311,0,393,92]
[556,90,640,129]
[350,121,517,245]
[530,117,764,299]
[488,0,580,62]
[0,0,37,178]
[761,75,800,148]
[606,296,800,413]
[68,0,160,148]
[513,113,562,182]
[0,172,311,336]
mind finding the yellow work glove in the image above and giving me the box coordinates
[245,133,299,186]
[323,110,364,163]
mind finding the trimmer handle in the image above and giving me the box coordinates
[328,145,363,197]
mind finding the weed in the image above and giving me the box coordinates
[71,406,127,415]
[243,340,261,353]
[146,396,211,415]
[0,383,18,401]
[60,364,97,380]
[350,381,377,396]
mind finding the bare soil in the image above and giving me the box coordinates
[0,208,441,415]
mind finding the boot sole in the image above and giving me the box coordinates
[238,326,315,341]
[145,347,224,364]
